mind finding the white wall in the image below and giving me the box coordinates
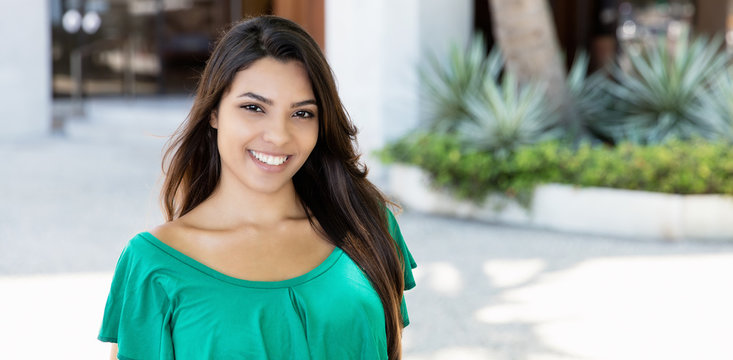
[0,1,51,139]
[417,0,473,63]
[326,0,389,176]
[325,0,472,184]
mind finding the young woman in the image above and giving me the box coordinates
[98,15,416,360]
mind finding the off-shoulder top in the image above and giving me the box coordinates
[98,210,417,359]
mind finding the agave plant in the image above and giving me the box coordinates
[565,51,614,142]
[419,34,503,133]
[602,36,730,144]
[420,34,559,156]
[692,68,733,141]
[458,71,560,157]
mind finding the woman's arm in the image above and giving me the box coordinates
[109,344,118,360]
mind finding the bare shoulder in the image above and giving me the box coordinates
[149,218,199,251]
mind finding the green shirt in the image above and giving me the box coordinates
[98,210,416,360]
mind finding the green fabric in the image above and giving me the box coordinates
[98,210,416,360]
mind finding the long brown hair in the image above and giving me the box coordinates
[161,16,406,359]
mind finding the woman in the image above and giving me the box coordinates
[98,15,416,360]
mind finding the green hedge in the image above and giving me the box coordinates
[378,133,733,202]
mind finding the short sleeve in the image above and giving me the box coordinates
[98,237,175,360]
[385,208,417,327]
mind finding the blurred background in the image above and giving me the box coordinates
[2,0,733,359]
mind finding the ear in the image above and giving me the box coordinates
[209,110,218,129]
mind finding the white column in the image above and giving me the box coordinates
[0,1,51,139]
[325,0,389,183]
[417,0,473,61]
[416,0,473,130]
[325,0,472,185]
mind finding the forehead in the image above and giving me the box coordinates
[225,57,314,101]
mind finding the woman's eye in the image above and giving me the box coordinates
[241,104,263,113]
[294,110,314,118]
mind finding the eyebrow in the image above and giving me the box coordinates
[237,92,317,108]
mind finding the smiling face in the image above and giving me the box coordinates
[210,57,319,195]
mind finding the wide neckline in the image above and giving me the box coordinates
[138,232,343,289]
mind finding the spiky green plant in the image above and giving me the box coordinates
[602,36,730,144]
[458,71,560,157]
[419,34,503,132]
[692,68,733,141]
[565,51,614,142]
[419,34,559,156]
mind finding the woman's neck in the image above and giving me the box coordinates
[194,174,306,229]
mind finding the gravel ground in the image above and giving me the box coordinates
[1,98,732,359]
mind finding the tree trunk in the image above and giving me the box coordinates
[488,0,566,96]
[489,0,580,138]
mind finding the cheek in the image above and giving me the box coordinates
[216,128,237,152]
[219,119,256,145]
[293,119,318,148]
[311,119,319,137]
[306,121,319,150]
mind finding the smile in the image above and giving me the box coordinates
[248,150,290,166]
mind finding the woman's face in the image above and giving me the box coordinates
[211,57,319,195]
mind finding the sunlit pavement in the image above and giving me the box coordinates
[399,216,733,360]
[0,272,112,359]
[2,98,733,359]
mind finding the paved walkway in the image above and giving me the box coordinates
[2,98,733,359]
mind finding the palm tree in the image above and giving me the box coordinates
[488,0,590,140]
[488,0,566,93]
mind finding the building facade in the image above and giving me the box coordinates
[4,0,731,144]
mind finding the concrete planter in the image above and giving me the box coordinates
[389,164,733,241]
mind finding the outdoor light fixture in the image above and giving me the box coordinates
[61,9,82,34]
[82,11,101,34]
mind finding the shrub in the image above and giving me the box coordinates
[378,133,733,202]
[396,35,733,205]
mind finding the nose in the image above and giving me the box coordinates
[261,114,291,146]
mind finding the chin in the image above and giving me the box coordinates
[244,177,294,194]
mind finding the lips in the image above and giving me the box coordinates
[248,150,290,166]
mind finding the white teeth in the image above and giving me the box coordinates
[250,150,288,166]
